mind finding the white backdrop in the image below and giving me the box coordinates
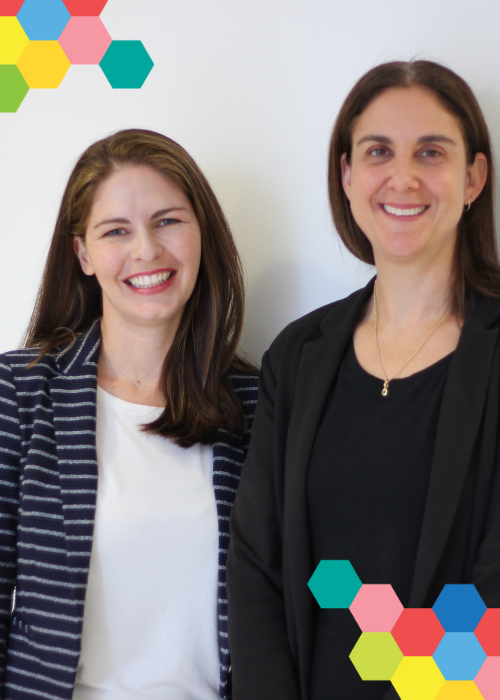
[1,0,500,362]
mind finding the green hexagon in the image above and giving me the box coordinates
[99,40,153,88]
[0,66,29,113]
[349,632,403,681]
[308,560,362,608]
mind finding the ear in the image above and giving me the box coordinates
[340,153,352,201]
[466,152,488,206]
[73,236,95,276]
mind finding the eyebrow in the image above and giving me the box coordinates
[356,134,457,146]
[94,207,189,229]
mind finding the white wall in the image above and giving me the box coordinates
[1,0,500,362]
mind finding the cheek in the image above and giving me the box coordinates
[349,166,383,202]
[88,248,126,280]
[170,230,202,270]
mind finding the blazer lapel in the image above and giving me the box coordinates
[49,322,101,584]
[409,296,500,606]
[283,282,374,698]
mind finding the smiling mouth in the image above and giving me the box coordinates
[126,271,174,289]
[382,204,428,216]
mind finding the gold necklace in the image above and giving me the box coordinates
[101,351,162,400]
[373,279,452,397]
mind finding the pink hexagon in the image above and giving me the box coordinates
[58,16,111,64]
[475,656,500,699]
[349,584,404,632]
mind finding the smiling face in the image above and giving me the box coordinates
[74,164,202,336]
[341,86,487,267]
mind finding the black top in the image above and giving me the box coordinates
[307,340,452,700]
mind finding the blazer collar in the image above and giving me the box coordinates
[319,276,375,339]
[53,319,101,376]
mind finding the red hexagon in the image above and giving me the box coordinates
[474,608,500,655]
[62,0,108,15]
[0,0,25,14]
[392,608,445,656]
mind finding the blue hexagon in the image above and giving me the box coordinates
[433,632,486,680]
[17,0,70,40]
[432,584,486,632]
[100,40,153,89]
[308,560,362,608]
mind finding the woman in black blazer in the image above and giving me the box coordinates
[0,129,257,700]
[228,60,500,700]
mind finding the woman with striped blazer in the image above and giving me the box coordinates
[0,129,258,700]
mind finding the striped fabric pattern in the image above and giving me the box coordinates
[0,321,258,700]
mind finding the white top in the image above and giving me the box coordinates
[72,387,220,700]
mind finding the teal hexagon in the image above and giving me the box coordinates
[99,40,153,89]
[308,560,362,608]
[0,66,29,113]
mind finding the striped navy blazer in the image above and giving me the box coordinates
[0,321,258,700]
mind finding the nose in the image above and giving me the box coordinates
[131,227,162,262]
[387,153,419,191]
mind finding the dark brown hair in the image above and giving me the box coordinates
[24,128,255,447]
[328,59,500,314]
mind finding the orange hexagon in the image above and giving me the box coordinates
[17,41,70,88]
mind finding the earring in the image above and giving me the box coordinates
[464,200,471,212]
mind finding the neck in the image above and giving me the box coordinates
[99,315,177,392]
[371,255,456,329]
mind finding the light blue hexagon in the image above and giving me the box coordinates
[432,584,487,632]
[308,560,362,608]
[433,632,486,680]
[17,0,70,40]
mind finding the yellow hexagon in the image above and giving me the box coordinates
[0,17,29,64]
[391,657,445,700]
[435,681,484,699]
[17,41,70,89]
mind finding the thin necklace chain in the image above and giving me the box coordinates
[373,279,452,397]
[100,350,162,400]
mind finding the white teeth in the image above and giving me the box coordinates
[383,204,426,216]
[127,271,172,288]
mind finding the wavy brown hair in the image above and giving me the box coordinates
[24,128,255,447]
[328,60,500,315]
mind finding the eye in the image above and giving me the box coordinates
[157,218,180,227]
[420,148,442,158]
[368,146,391,157]
[103,228,127,237]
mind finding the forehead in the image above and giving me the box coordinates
[90,164,187,214]
[352,86,465,146]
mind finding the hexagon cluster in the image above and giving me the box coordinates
[308,560,500,699]
[0,0,154,112]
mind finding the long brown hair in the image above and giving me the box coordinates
[24,129,255,447]
[328,60,500,315]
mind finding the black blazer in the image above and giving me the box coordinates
[227,279,500,700]
[0,321,258,700]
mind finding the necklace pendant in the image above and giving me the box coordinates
[382,380,389,397]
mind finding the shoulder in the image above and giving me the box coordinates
[264,284,370,373]
[227,371,259,418]
[0,347,59,387]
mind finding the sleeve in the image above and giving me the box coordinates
[227,351,301,700]
[0,360,21,684]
